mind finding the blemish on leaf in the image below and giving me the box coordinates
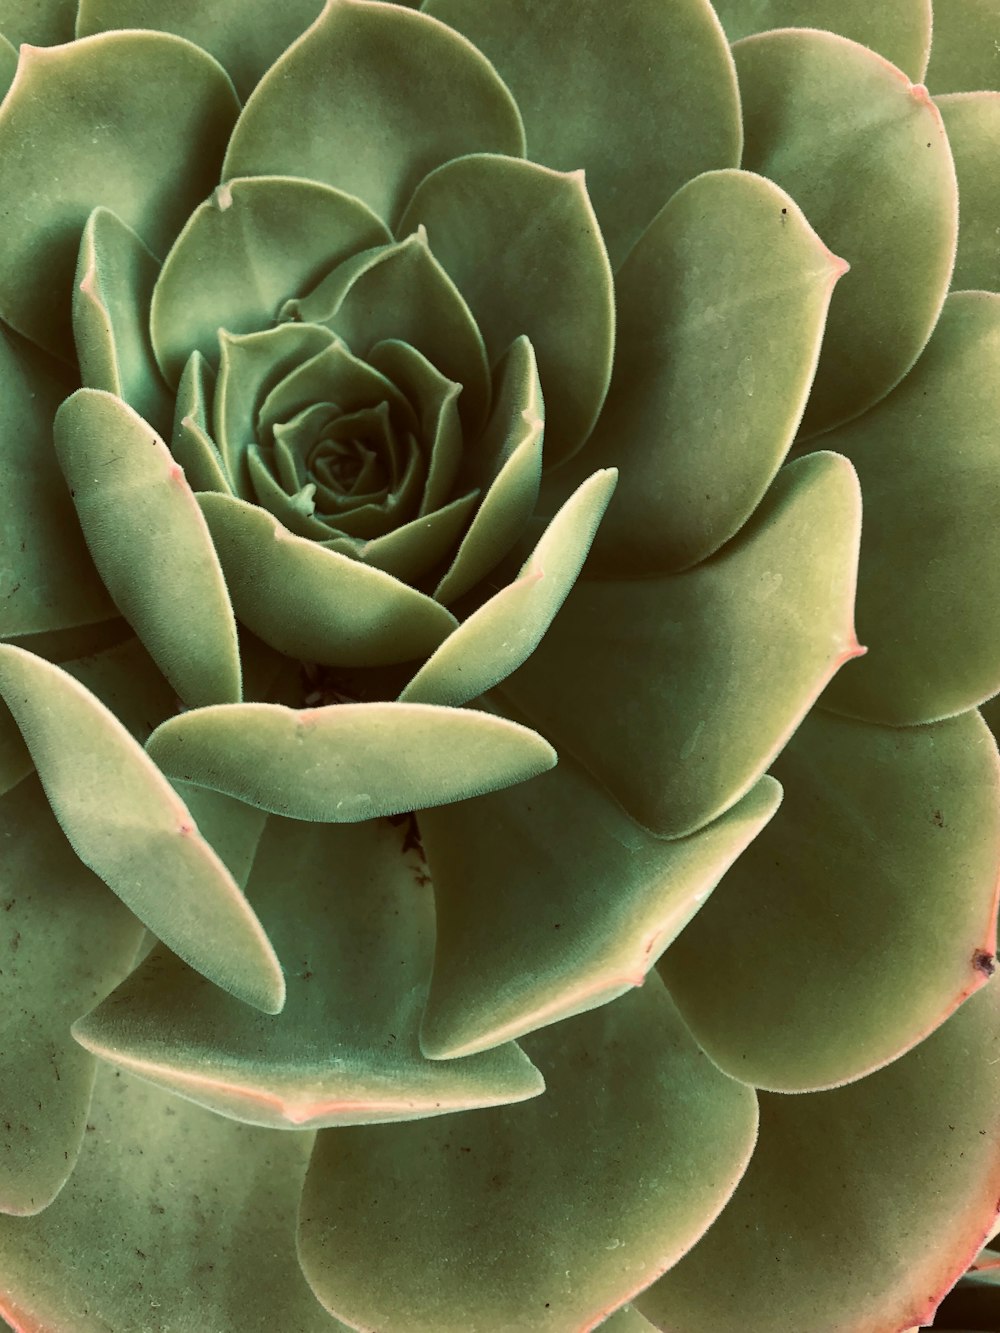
[973,950,996,977]
[932,809,944,827]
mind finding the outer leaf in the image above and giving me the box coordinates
[711,0,933,81]
[76,0,325,99]
[734,29,958,436]
[197,493,458,666]
[146,700,557,820]
[0,0,74,44]
[936,93,1000,291]
[0,647,284,1015]
[503,452,862,837]
[554,169,847,576]
[299,977,758,1333]
[418,763,780,1059]
[0,32,239,356]
[150,176,391,385]
[0,776,143,1214]
[819,293,1000,724]
[424,0,741,268]
[54,390,242,709]
[660,708,1000,1091]
[637,982,1000,1333]
[0,328,115,638]
[222,0,525,225]
[398,154,614,464]
[400,469,617,707]
[0,1065,348,1333]
[74,816,543,1128]
[925,0,1000,94]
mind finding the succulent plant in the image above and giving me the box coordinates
[0,0,998,1329]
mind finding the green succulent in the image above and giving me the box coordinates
[0,1,998,1330]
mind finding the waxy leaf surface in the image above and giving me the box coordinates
[936,93,1000,291]
[925,0,1000,93]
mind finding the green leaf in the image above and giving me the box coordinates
[401,469,617,708]
[76,0,325,99]
[0,32,16,101]
[73,208,172,434]
[418,762,780,1059]
[283,230,491,437]
[0,776,143,1215]
[0,1065,349,1332]
[503,452,862,837]
[197,492,457,666]
[925,0,1000,93]
[353,492,480,584]
[937,93,1000,291]
[298,977,757,1332]
[74,815,543,1128]
[637,981,1000,1333]
[150,176,391,386]
[398,154,614,464]
[0,646,285,1015]
[711,0,933,82]
[171,351,232,494]
[660,707,1000,1091]
[222,0,524,226]
[425,0,741,268]
[553,169,847,576]
[819,292,1000,724]
[0,0,74,44]
[734,28,958,436]
[0,32,239,357]
[146,700,557,820]
[54,389,242,709]
[0,329,115,638]
[433,335,544,605]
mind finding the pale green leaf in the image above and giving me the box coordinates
[637,982,1000,1333]
[401,469,617,708]
[398,154,614,464]
[0,32,16,100]
[0,0,74,45]
[171,351,232,494]
[418,762,780,1059]
[0,647,284,1014]
[425,0,742,267]
[299,977,757,1332]
[150,175,390,385]
[197,492,458,666]
[503,452,862,837]
[353,492,479,584]
[146,700,556,820]
[661,708,1000,1091]
[54,389,242,709]
[0,32,239,356]
[925,0,1000,93]
[936,92,1000,291]
[734,28,958,436]
[222,0,524,225]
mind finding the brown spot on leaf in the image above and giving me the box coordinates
[974,950,996,977]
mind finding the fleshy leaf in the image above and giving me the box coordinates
[936,93,1000,291]
[660,707,1000,1091]
[299,977,758,1332]
[0,1065,348,1333]
[400,469,617,708]
[73,208,171,433]
[171,351,232,494]
[197,492,458,666]
[503,452,862,837]
[146,700,556,820]
[54,389,242,709]
[354,492,480,584]
[0,32,240,357]
[0,328,115,637]
[0,33,16,100]
[418,761,780,1059]
[925,0,1000,93]
[637,982,1000,1333]
[150,176,391,385]
[222,0,525,225]
[0,647,285,1015]
[819,292,1000,724]
[711,0,933,81]
[398,154,614,464]
[424,0,741,268]
[74,816,543,1128]
[734,28,958,436]
[0,0,74,44]
[553,168,847,576]
[76,0,325,99]
[0,776,143,1215]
